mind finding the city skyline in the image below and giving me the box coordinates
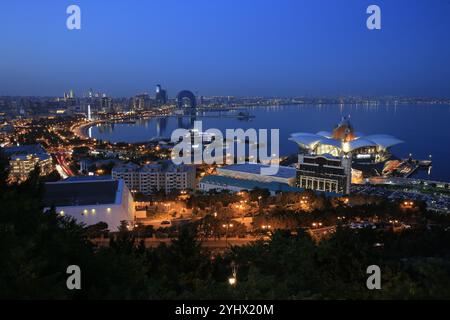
[1,1,450,304]
[1,0,450,98]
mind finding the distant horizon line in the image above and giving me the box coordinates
[1,94,449,101]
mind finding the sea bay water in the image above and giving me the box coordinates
[91,104,450,182]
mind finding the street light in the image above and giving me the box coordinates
[222,223,234,247]
[229,264,237,286]
[300,196,309,205]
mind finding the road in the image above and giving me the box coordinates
[91,237,258,249]
[90,226,337,250]
[54,153,75,177]
[140,216,254,229]
[309,226,336,239]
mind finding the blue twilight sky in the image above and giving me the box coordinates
[0,0,449,98]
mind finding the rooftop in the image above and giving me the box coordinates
[290,132,403,152]
[113,162,195,174]
[290,118,403,153]
[303,153,340,161]
[3,144,51,161]
[4,144,46,156]
[44,180,120,207]
[64,175,113,182]
[201,175,342,197]
[218,163,297,179]
[112,163,140,173]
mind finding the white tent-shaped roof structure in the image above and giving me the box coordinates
[290,132,403,153]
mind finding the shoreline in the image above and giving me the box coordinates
[72,121,104,139]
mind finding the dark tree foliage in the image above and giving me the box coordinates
[0,148,9,190]
[1,160,450,299]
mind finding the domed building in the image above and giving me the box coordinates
[290,117,403,164]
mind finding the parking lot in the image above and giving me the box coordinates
[351,185,450,214]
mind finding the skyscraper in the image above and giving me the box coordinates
[133,93,151,111]
[63,90,77,112]
[101,94,113,113]
[155,84,168,105]
[87,104,92,121]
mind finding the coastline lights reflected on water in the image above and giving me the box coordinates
[89,104,450,181]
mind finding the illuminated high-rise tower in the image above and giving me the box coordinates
[155,84,168,105]
[87,104,92,121]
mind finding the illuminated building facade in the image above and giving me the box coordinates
[112,162,196,195]
[296,154,351,195]
[3,144,53,181]
[87,104,92,121]
[290,117,403,164]
[43,177,134,231]
[199,163,343,196]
